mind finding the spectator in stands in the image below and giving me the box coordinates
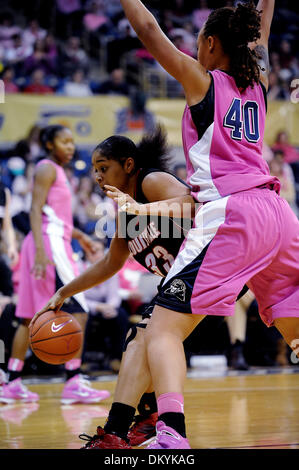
[44,33,58,64]
[55,0,84,39]
[59,36,89,77]
[23,68,54,94]
[1,66,19,93]
[269,150,297,214]
[63,68,93,97]
[192,0,211,30]
[267,71,289,101]
[83,0,110,33]
[0,10,21,49]
[98,68,129,95]
[168,22,197,58]
[73,174,115,237]
[115,89,156,134]
[3,33,32,74]
[118,254,148,318]
[22,38,57,76]
[22,19,47,49]
[83,0,111,58]
[106,21,141,72]
[83,238,128,372]
[272,131,299,164]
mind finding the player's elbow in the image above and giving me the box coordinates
[137,20,159,43]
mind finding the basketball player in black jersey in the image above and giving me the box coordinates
[31,127,246,448]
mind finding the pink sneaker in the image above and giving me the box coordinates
[0,378,39,404]
[61,375,111,405]
[146,421,191,449]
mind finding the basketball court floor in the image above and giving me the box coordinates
[0,366,299,450]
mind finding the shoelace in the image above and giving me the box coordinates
[78,433,102,447]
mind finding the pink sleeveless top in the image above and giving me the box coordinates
[182,70,280,202]
[36,159,73,241]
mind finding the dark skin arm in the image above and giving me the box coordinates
[119,0,210,105]
[249,0,275,90]
[30,163,56,279]
[30,232,130,327]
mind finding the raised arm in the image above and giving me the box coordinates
[120,0,210,103]
[249,0,275,90]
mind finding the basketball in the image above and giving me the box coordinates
[29,311,83,365]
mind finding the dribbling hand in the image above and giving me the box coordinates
[29,290,65,329]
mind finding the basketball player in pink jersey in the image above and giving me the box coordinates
[0,126,110,405]
[119,0,299,448]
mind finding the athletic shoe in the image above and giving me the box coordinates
[61,374,110,405]
[127,412,158,446]
[146,421,191,449]
[0,378,39,404]
[79,426,131,449]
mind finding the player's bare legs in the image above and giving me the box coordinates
[113,319,152,408]
[10,318,31,361]
[72,312,88,359]
[145,306,205,396]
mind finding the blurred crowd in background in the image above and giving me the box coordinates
[0,0,299,377]
[0,0,298,98]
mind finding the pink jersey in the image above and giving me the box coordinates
[36,159,73,241]
[182,70,281,202]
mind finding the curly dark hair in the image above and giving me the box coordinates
[204,1,262,90]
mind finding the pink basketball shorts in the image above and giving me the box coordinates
[156,187,299,327]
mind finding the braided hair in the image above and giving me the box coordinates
[204,1,262,90]
[93,125,171,173]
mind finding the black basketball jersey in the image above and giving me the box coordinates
[118,168,193,278]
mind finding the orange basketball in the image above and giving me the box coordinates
[29,310,83,365]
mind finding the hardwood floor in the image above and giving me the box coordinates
[0,371,298,449]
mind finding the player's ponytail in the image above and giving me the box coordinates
[204,1,261,90]
[135,125,171,171]
[94,125,171,173]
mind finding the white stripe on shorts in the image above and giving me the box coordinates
[44,205,89,312]
[163,196,230,285]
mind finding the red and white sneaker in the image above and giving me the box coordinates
[127,412,158,446]
[146,421,191,449]
[0,378,39,404]
[79,426,131,449]
[61,375,110,405]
